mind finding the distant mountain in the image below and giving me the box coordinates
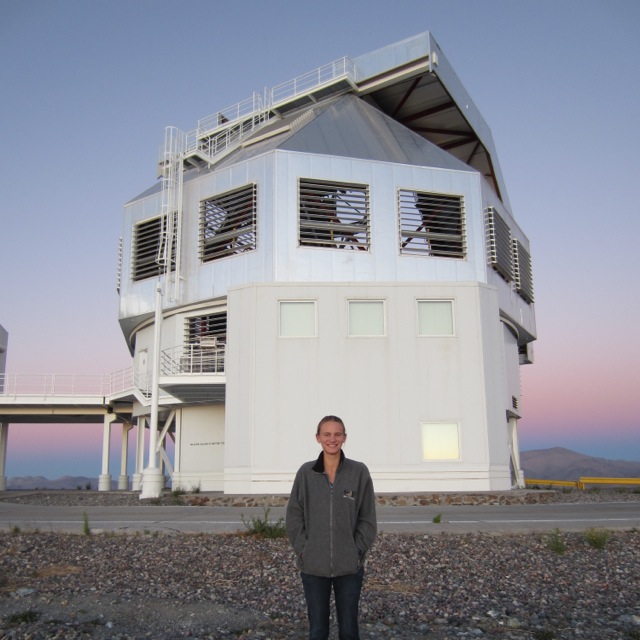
[521,447,640,481]
[5,450,640,490]
[6,476,115,490]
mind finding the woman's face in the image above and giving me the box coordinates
[316,420,347,455]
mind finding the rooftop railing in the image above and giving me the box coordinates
[172,56,358,165]
[269,56,357,107]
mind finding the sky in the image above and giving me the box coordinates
[1,0,639,479]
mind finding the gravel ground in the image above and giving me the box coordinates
[1,490,640,640]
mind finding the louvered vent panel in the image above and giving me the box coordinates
[186,313,228,344]
[200,184,257,262]
[485,206,513,281]
[299,179,370,250]
[399,190,465,258]
[513,239,535,303]
[132,215,176,281]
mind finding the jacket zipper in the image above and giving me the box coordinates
[328,476,334,577]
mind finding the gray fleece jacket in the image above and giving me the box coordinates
[286,451,377,578]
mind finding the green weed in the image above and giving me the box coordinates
[583,527,611,549]
[82,511,91,536]
[543,528,566,554]
[242,507,287,539]
[7,610,40,625]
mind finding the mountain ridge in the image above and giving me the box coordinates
[5,448,639,490]
[521,447,640,481]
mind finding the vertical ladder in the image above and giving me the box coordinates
[157,126,185,302]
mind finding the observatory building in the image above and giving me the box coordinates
[117,32,536,495]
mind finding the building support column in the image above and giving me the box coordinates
[508,416,524,488]
[118,422,133,490]
[131,417,145,491]
[141,283,165,499]
[98,412,117,491]
[0,422,8,491]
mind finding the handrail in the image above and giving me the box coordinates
[270,56,356,106]
[196,93,264,138]
[578,477,640,490]
[0,372,114,398]
[524,478,579,489]
[160,343,226,375]
[525,477,640,490]
[166,56,358,167]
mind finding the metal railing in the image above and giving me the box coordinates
[0,349,221,400]
[167,56,359,167]
[525,477,640,490]
[270,57,356,106]
[160,343,226,376]
[0,372,115,398]
[194,93,265,139]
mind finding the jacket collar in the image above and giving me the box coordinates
[312,449,345,474]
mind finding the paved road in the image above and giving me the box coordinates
[1,500,638,534]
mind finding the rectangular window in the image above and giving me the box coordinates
[485,206,513,281]
[513,239,534,303]
[132,214,177,281]
[422,423,460,460]
[417,300,454,336]
[299,178,370,250]
[399,189,465,258]
[348,300,385,336]
[279,301,317,337]
[200,184,257,262]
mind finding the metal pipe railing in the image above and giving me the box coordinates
[0,350,223,400]
[0,373,113,398]
[160,343,226,376]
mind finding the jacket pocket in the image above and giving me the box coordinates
[333,538,360,577]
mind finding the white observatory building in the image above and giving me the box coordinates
[117,32,536,495]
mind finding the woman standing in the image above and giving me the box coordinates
[286,415,377,640]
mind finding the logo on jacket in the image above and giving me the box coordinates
[343,489,356,500]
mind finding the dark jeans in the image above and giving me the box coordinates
[301,567,364,640]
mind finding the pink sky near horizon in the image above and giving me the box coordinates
[1,1,639,479]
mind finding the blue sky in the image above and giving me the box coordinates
[1,0,639,478]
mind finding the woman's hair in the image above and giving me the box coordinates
[316,415,346,436]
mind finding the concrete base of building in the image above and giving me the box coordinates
[140,467,164,499]
[98,474,112,492]
[131,473,143,491]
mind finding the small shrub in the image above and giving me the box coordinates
[7,610,40,625]
[85,482,91,490]
[584,527,611,549]
[533,629,557,640]
[170,489,186,504]
[82,511,92,536]
[242,507,287,539]
[191,483,201,494]
[432,513,442,524]
[10,525,21,536]
[544,528,566,554]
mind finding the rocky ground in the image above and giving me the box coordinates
[1,489,639,640]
